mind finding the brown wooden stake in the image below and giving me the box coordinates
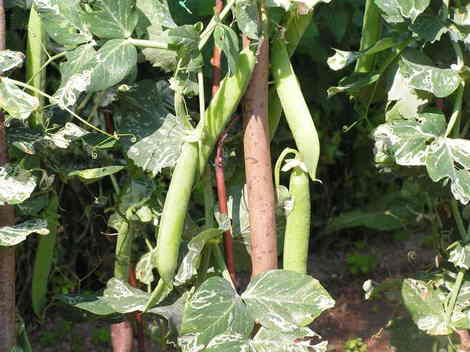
[0,1,17,350]
[242,4,278,278]
[129,266,146,352]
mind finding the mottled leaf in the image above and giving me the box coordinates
[449,242,470,270]
[253,327,328,352]
[375,0,430,23]
[86,0,138,39]
[0,219,49,247]
[399,57,462,98]
[401,279,451,335]
[181,277,254,345]
[327,72,380,97]
[34,0,92,47]
[233,0,260,40]
[174,229,222,286]
[52,71,91,109]
[241,270,335,332]
[0,50,24,73]
[0,165,37,206]
[127,114,189,176]
[103,278,150,313]
[410,15,447,43]
[43,122,88,149]
[136,250,157,285]
[0,77,39,121]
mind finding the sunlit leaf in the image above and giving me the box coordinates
[0,77,39,121]
[0,165,37,206]
[449,242,470,270]
[214,24,240,74]
[241,270,334,332]
[68,166,125,183]
[43,122,88,149]
[57,294,115,316]
[327,49,360,71]
[0,219,49,246]
[375,0,430,23]
[0,50,25,73]
[253,327,328,352]
[233,0,260,40]
[136,250,157,285]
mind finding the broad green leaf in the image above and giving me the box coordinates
[16,194,48,216]
[327,72,380,97]
[375,0,430,23]
[0,219,49,247]
[401,279,451,335]
[127,114,189,176]
[241,270,335,332]
[253,327,328,352]
[136,0,177,29]
[410,15,447,43]
[141,25,177,71]
[214,24,240,75]
[59,44,96,83]
[0,78,39,121]
[426,138,470,204]
[449,243,470,270]
[233,0,260,40]
[68,166,125,183]
[57,294,115,316]
[136,250,157,285]
[0,165,37,206]
[43,122,87,149]
[181,277,254,345]
[34,0,92,47]
[174,229,222,286]
[103,278,150,313]
[86,39,138,92]
[0,50,24,73]
[117,80,174,151]
[86,0,139,39]
[373,113,446,166]
[399,57,462,98]
[204,334,250,352]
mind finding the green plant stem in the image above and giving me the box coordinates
[199,0,235,51]
[445,83,464,137]
[355,0,382,73]
[451,199,469,242]
[26,51,66,87]
[4,78,115,138]
[446,269,464,326]
[213,243,235,288]
[26,6,46,128]
[127,38,173,49]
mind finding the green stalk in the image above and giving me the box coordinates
[268,12,312,139]
[446,269,465,326]
[451,200,469,243]
[283,166,311,273]
[445,83,464,138]
[355,0,382,73]
[26,5,46,128]
[32,193,59,316]
[271,40,320,181]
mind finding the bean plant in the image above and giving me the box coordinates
[328,0,470,348]
[0,0,336,351]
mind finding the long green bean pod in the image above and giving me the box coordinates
[271,39,320,181]
[32,193,58,316]
[268,12,313,139]
[26,5,46,128]
[283,165,310,273]
[145,49,256,310]
[355,0,382,73]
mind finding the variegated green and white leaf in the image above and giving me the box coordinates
[0,219,49,246]
[59,44,96,83]
[57,294,115,316]
[373,112,445,166]
[252,327,328,352]
[204,334,250,352]
[399,57,461,98]
[0,50,25,73]
[127,114,189,176]
[0,77,39,121]
[52,70,91,109]
[174,229,222,286]
[401,279,451,335]
[233,0,260,40]
[375,0,430,23]
[34,0,92,47]
[449,242,470,270]
[0,165,37,205]
[43,122,87,149]
[181,277,254,345]
[103,278,151,313]
[241,270,335,332]
[85,0,139,39]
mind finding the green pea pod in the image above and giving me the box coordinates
[283,166,310,273]
[271,39,320,181]
[32,193,59,316]
[268,12,313,139]
[145,49,256,311]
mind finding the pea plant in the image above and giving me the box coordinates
[0,0,336,351]
[328,0,470,348]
